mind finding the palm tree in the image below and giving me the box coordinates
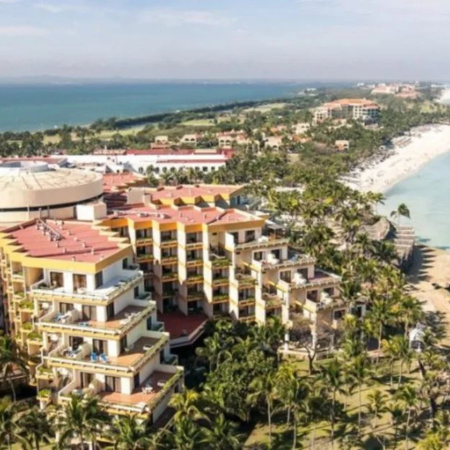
[0,397,24,450]
[366,296,394,360]
[0,336,28,402]
[200,414,243,450]
[54,394,110,449]
[390,203,411,226]
[168,416,204,450]
[366,390,388,449]
[169,390,204,422]
[247,366,277,447]
[18,406,53,450]
[319,358,346,448]
[395,384,419,450]
[107,415,153,450]
[398,295,424,337]
[347,353,371,432]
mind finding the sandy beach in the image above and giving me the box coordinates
[407,245,450,344]
[344,124,450,193]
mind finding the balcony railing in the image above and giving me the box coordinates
[31,271,143,304]
[211,277,229,287]
[136,237,153,246]
[39,302,156,337]
[161,255,178,264]
[136,254,154,263]
[160,272,178,282]
[186,258,203,267]
[236,237,290,251]
[212,293,229,303]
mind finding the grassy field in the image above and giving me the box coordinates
[244,359,425,449]
[243,102,288,114]
[181,119,215,127]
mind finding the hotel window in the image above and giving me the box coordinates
[106,303,115,320]
[82,305,96,321]
[95,271,103,288]
[50,272,64,288]
[253,251,263,261]
[60,302,74,314]
[122,258,128,269]
[93,339,106,354]
[73,274,87,290]
[245,230,255,242]
[105,376,120,393]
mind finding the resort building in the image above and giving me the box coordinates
[98,187,345,347]
[313,99,380,123]
[0,217,183,422]
[63,148,234,177]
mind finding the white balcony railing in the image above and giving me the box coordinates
[31,271,143,304]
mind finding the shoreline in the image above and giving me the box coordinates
[344,123,450,193]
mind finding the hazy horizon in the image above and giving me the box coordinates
[1,0,449,80]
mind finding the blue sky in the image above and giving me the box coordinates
[0,0,448,80]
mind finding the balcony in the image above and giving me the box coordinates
[233,271,257,288]
[39,302,156,338]
[136,254,154,263]
[252,254,316,272]
[185,241,203,251]
[211,277,229,288]
[211,293,229,304]
[186,292,204,302]
[235,236,290,251]
[262,292,283,309]
[31,271,143,305]
[160,272,178,282]
[18,299,34,312]
[12,271,24,282]
[161,255,178,264]
[159,236,178,248]
[237,297,256,307]
[47,333,169,375]
[210,255,230,268]
[136,236,153,246]
[186,258,203,267]
[61,369,183,416]
[304,270,341,288]
[186,274,204,285]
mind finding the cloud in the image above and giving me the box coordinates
[0,25,47,36]
[0,0,21,3]
[141,9,234,27]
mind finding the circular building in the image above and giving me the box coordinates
[0,161,103,224]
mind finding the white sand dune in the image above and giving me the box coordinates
[345,124,450,193]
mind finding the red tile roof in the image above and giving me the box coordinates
[110,204,258,226]
[4,220,122,263]
[148,184,241,202]
[103,172,144,193]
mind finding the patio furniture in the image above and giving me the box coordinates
[90,353,98,362]
[100,354,109,364]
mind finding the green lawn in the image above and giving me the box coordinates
[181,119,215,127]
[245,360,423,449]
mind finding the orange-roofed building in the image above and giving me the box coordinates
[314,98,380,123]
[0,218,182,425]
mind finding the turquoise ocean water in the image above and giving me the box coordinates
[380,151,450,249]
[0,82,308,132]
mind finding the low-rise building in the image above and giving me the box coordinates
[314,99,380,123]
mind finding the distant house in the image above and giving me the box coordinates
[180,134,198,145]
[154,135,169,145]
[294,122,311,135]
[265,136,284,150]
